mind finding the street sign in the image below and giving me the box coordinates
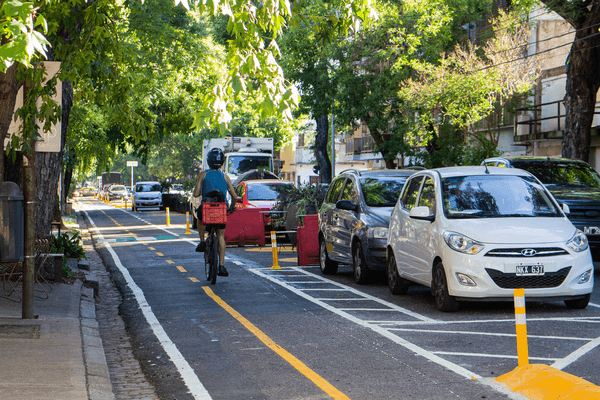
[127,161,138,167]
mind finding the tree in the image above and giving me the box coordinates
[538,0,600,162]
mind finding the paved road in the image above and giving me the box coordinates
[76,198,600,399]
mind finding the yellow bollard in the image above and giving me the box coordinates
[166,207,170,227]
[514,288,529,366]
[270,231,280,270]
[185,212,191,234]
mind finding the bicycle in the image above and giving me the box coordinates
[201,201,230,284]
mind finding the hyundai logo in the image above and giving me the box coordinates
[521,249,537,257]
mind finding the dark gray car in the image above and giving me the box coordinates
[483,156,600,260]
[318,168,419,283]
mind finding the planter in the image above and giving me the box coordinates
[297,214,319,266]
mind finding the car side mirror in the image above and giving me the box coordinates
[409,206,435,222]
[561,203,570,214]
[336,199,358,212]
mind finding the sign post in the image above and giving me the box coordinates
[126,161,138,190]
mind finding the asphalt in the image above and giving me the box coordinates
[0,202,599,400]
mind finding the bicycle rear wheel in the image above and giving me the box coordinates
[204,229,218,284]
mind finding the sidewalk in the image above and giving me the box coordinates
[0,220,114,400]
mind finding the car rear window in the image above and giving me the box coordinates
[136,184,162,192]
[361,176,408,207]
[513,161,600,189]
[247,183,290,201]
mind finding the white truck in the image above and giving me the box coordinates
[202,136,275,180]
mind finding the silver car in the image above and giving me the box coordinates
[318,168,419,284]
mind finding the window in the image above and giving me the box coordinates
[340,179,358,203]
[401,176,423,210]
[360,176,407,206]
[327,178,345,203]
[418,177,436,215]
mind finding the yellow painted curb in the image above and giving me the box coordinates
[496,364,600,399]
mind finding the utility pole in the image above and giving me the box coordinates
[22,80,36,319]
[331,113,335,178]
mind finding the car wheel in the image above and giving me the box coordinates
[319,238,338,275]
[353,242,370,284]
[387,251,409,295]
[432,261,459,312]
[564,294,590,309]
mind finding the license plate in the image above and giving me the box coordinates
[516,264,544,276]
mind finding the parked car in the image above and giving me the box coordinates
[482,156,600,260]
[107,184,130,201]
[79,186,97,197]
[318,168,419,283]
[133,181,164,211]
[387,166,593,311]
[235,179,295,230]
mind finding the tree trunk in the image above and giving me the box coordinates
[562,28,600,162]
[314,113,332,184]
[0,64,23,180]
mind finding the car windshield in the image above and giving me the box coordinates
[136,184,162,192]
[360,176,407,207]
[442,175,561,219]
[513,161,600,189]
[111,185,126,191]
[247,183,290,201]
[228,155,272,175]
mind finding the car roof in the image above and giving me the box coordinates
[244,180,293,185]
[337,168,420,178]
[485,156,589,165]
[426,166,533,178]
[136,181,160,185]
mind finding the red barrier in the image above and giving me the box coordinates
[297,214,319,266]
[225,208,266,247]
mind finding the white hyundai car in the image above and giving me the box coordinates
[386,166,593,311]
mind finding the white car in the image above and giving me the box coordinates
[386,166,593,311]
[133,181,164,211]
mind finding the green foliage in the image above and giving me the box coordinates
[50,231,86,260]
[49,231,86,277]
[275,183,329,222]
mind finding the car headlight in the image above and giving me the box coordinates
[368,227,388,239]
[566,229,589,252]
[443,231,484,255]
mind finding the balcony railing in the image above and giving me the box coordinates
[514,100,600,142]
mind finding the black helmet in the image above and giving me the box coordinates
[206,147,225,169]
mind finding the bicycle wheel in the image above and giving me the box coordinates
[204,233,216,283]
[209,230,218,285]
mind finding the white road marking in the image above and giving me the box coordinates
[387,328,593,341]
[83,210,212,400]
[432,351,558,361]
[588,302,600,308]
[551,336,600,370]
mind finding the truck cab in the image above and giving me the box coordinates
[203,137,275,181]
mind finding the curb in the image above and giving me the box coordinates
[496,364,600,399]
[80,285,115,400]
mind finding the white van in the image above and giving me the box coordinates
[133,181,163,211]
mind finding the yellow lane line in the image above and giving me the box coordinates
[156,252,164,256]
[202,286,350,400]
[189,277,200,282]
[148,247,155,250]
[177,266,187,272]
[166,260,175,264]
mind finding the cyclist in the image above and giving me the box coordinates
[193,148,237,277]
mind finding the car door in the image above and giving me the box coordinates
[411,175,438,285]
[331,177,359,263]
[392,175,424,281]
[319,177,345,258]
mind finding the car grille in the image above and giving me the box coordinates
[484,247,568,257]
[568,205,600,221]
[485,267,571,289]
